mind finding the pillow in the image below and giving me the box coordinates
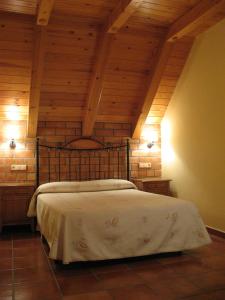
[27,179,136,217]
[36,179,136,194]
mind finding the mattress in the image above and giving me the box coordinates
[28,179,211,263]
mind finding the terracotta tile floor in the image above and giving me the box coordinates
[0,227,225,300]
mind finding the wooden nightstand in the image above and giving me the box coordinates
[0,183,35,233]
[132,178,172,196]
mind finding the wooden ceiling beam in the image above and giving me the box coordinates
[37,0,55,26]
[105,0,143,34]
[82,31,113,136]
[167,0,225,42]
[132,40,174,139]
[132,0,225,138]
[83,0,142,136]
[27,27,46,138]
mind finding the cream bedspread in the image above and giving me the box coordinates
[28,180,211,264]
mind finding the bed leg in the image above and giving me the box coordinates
[30,217,36,233]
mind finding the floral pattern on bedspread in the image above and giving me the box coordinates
[105,217,120,228]
[36,188,211,264]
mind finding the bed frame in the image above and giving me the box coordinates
[35,137,130,187]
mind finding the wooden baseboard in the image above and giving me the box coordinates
[206,226,225,239]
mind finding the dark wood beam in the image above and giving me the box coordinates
[37,0,55,26]
[167,0,225,42]
[132,41,174,138]
[27,27,46,138]
[106,0,143,33]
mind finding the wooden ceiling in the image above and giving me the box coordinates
[0,0,225,138]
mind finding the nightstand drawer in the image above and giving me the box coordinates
[133,178,171,196]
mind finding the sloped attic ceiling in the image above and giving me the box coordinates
[0,0,224,138]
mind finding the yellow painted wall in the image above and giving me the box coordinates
[161,19,225,232]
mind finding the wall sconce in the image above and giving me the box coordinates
[140,127,159,152]
[144,130,158,149]
[147,141,154,149]
[9,138,16,149]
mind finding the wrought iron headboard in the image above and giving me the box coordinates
[36,137,130,187]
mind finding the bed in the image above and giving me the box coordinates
[28,138,211,264]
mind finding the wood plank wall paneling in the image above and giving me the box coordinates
[0,14,34,121]
[1,1,224,130]
[127,0,200,28]
[39,20,99,122]
[0,1,38,15]
[53,0,117,20]
[0,14,36,183]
